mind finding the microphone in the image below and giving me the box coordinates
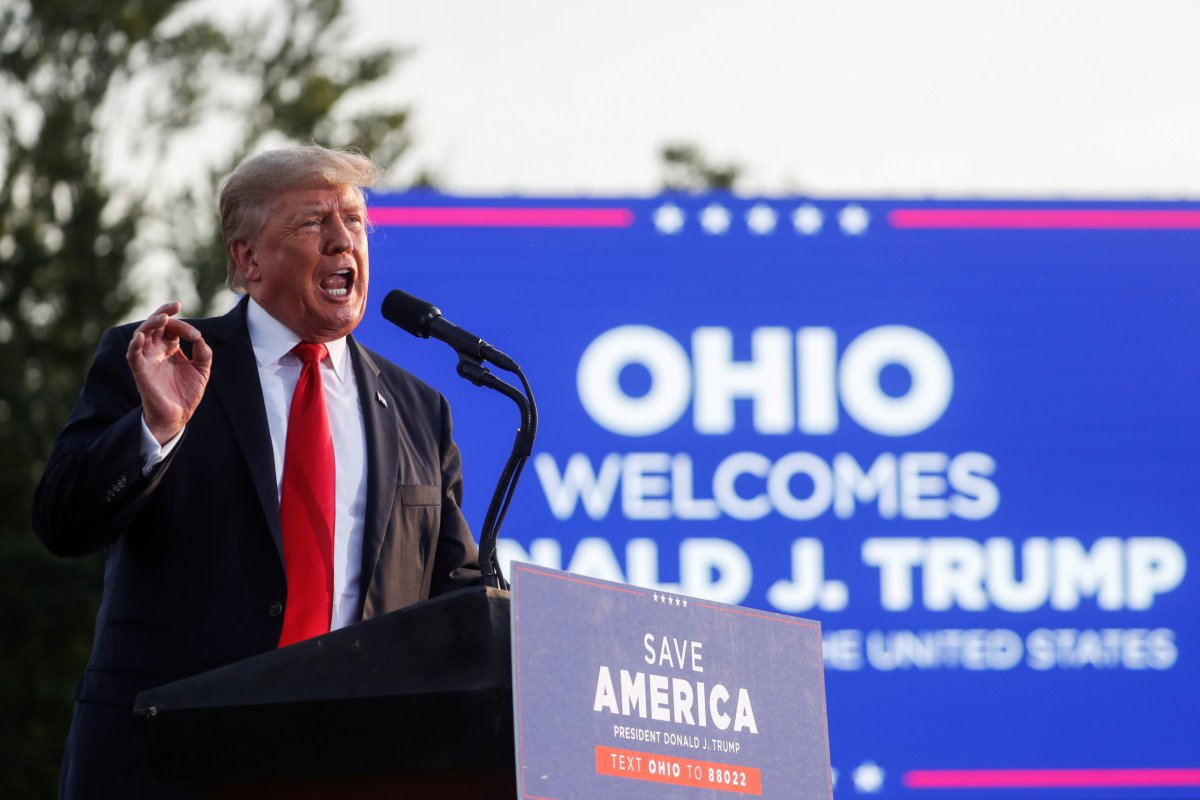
[380,287,538,590]
[381,289,517,372]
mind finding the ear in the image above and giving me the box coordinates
[230,240,261,285]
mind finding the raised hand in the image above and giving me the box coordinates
[126,301,213,444]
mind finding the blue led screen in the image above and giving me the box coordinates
[355,196,1200,799]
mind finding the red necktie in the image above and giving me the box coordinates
[277,342,336,647]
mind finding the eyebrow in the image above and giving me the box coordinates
[286,203,367,224]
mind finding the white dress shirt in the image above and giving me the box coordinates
[141,299,368,630]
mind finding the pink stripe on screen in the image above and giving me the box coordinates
[370,207,635,228]
[904,768,1200,789]
[889,209,1200,229]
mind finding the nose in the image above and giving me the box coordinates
[323,216,353,254]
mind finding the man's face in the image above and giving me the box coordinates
[234,183,370,342]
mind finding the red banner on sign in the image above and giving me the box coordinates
[595,745,763,795]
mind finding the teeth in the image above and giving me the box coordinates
[320,269,352,298]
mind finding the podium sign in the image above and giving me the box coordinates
[511,562,831,799]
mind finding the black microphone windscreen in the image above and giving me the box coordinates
[381,289,439,338]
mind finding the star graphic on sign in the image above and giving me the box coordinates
[838,203,870,235]
[681,598,687,608]
[852,761,885,794]
[654,203,685,234]
[745,203,777,235]
[699,203,731,234]
[792,204,824,235]
[653,592,661,603]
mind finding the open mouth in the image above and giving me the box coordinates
[319,269,354,298]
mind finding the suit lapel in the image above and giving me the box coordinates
[205,300,284,564]
[350,337,400,613]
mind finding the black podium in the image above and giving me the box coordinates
[134,586,516,799]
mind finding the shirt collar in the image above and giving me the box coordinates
[246,297,350,380]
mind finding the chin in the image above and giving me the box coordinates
[331,308,366,338]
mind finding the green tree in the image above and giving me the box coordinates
[0,1,416,794]
[659,142,742,192]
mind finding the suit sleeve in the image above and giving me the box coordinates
[33,325,181,556]
[429,395,483,596]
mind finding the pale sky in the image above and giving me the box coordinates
[349,0,1200,197]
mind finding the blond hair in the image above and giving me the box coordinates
[220,145,383,292]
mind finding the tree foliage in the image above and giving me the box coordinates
[0,1,416,794]
[660,142,742,192]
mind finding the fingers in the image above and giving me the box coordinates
[126,327,168,378]
[135,301,182,333]
[153,300,182,316]
[132,301,202,343]
[191,332,213,374]
[162,316,202,343]
[126,329,146,369]
[127,302,210,373]
[124,302,213,441]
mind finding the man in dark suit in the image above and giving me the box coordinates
[33,145,480,797]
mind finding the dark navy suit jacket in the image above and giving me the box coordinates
[34,300,480,797]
